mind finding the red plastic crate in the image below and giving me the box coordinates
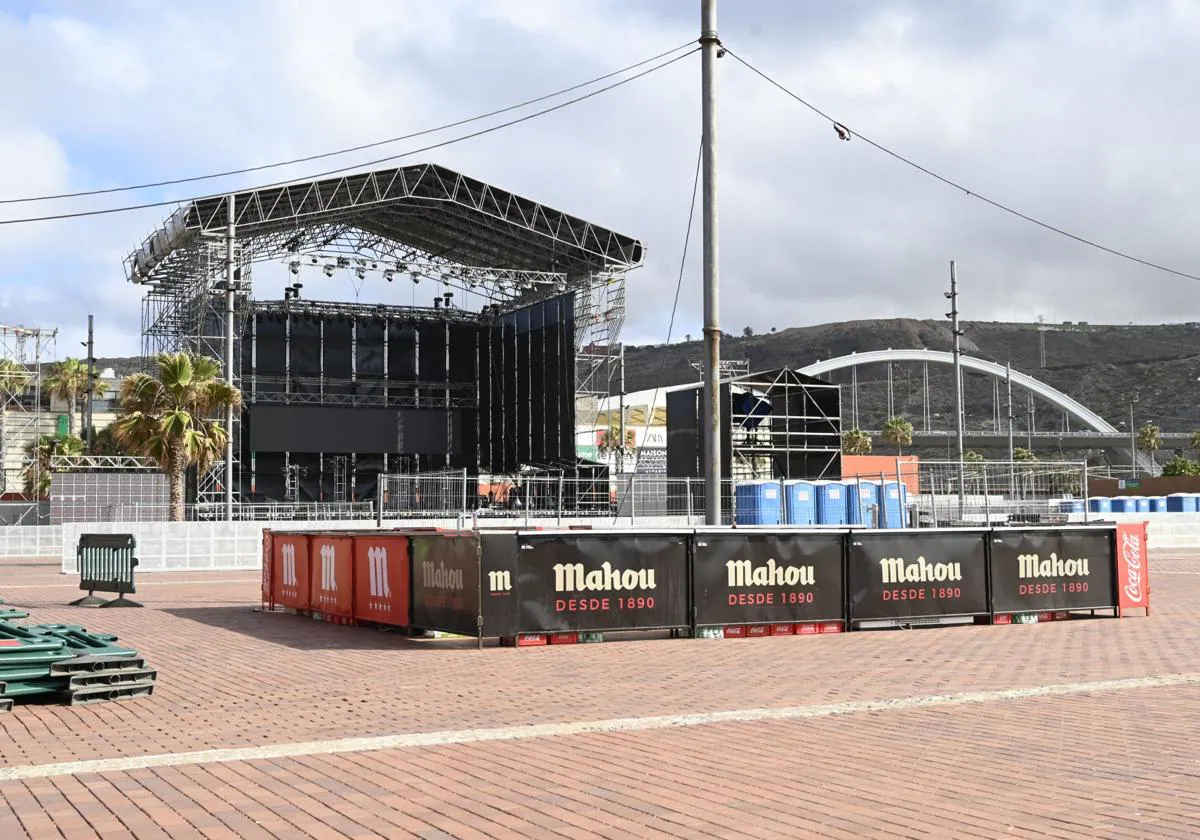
[770,623,795,636]
[994,614,1013,625]
[501,634,547,647]
[722,625,747,638]
[746,624,770,637]
[820,622,844,634]
[548,632,579,645]
[797,623,820,635]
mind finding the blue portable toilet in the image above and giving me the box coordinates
[880,481,905,528]
[1109,496,1133,513]
[1148,496,1169,513]
[1166,493,1190,512]
[734,480,783,526]
[1134,497,1151,513]
[848,480,880,527]
[1188,493,1200,513]
[783,480,817,526]
[815,481,848,525]
[1057,499,1085,515]
[1088,496,1112,514]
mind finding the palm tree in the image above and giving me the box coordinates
[882,417,913,456]
[1137,422,1163,471]
[0,359,29,493]
[24,434,83,497]
[842,429,873,455]
[1013,446,1037,462]
[111,352,242,521]
[1190,429,1200,453]
[45,358,105,438]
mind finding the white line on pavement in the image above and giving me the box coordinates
[1,671,1197,782]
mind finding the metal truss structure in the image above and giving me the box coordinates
[0,325,57,499]
[727,368,841,481]
[124,164,643,504]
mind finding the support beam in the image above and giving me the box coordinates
[700,0,722,525]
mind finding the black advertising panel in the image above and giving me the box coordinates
[848,530,989,622]
[410,534,480,636]
[479,531,520,637]
[692,532,844,626]
[989,528,1117,614]
[517,533,689,633]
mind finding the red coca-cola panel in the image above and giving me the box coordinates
[1115,521,1151,616]
[310,535,355,620]
[271,533,311,610]
[352,535,411,628]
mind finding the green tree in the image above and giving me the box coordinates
[1161,455,1200,477]
[842,429,873,455]
[0,359,29,493]
[23,434,83,497]
[1137,422,1162,471]
[882,417,913,456]
[964,451,985,463]
[1013,446,1037,462]
[1190,429,1200,453]
[111,352,242,521]
[45,358,106,439]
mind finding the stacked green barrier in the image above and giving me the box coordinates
[0,619,156,711]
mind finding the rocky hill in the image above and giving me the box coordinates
[620,319,1200,436]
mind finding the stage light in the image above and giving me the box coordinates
[396,262,407,272]
[336,257,349,268]
[324,264,335,277]
[310,256,319,265]
[355,267,366,280]
[410,272,420,284]
[370,262,378,270]
[384,270,394,282]
[289,261,300,275]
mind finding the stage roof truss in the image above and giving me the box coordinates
[125,163,644,292]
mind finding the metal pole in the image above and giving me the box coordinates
[85,314,95,453]
[700,0,722,526]
[618,344,626,475]
[1006,362,1015,495]
[1129,395,1138,477]
[224,194,236,522]
[947,261,965,517]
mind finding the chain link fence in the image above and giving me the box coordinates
[911,459,1088,527]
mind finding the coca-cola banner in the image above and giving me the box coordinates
[1114,521,1151,615]
[847,530,989,622]
[692,532,844,626]
[989,527,1117,615]
[517,532,689,632]
[410,533,481,636]
[478,531,521,637]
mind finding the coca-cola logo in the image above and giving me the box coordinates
[1121,531,1143,602]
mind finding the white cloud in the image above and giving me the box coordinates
[0,0,1197,361]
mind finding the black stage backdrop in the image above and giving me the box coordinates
[989,528,1117,614]
[848,530,989,622]
[692,531,844,626]
[516,533,688,633]
[356,320,385,397]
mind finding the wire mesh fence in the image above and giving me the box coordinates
[911,459,1088,527]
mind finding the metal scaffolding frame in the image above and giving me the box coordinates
[0,325,57,500]
[727,368,842,481]
[125,164,643,505]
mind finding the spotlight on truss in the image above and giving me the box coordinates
[323,264,335,277]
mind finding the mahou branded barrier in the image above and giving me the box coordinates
[988,527,1117,616]
[309,535,355,623]
[515,530,689,633]
[847,529,990,625]
[410,532,483,637]
[351,534,411,628]
[691,531,844,628]
[270,532,312,611]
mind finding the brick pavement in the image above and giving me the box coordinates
[0,553,1197,838]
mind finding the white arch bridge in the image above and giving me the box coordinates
[797,349,1159,471]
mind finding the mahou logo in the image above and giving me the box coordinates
[726,558,814,588]
[281,543,299,588]
[487,570,512,593]
[879,556,962,584]
[422,559,465,591]
[553,561,656,592]
[1121,531,1144,602]
[1017,552,1090,579]
[366,546,391,599]
[319,544,338,592]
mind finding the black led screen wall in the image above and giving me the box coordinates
[239,294,576,502]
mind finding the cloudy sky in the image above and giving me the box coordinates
[1,0,1198,359]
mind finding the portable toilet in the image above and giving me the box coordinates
[1148,496,1169,513]
[1166,493,1191,512]
[1188,493,1200,513]
[848,480,880,527]
[1057,499,1085,515]
[1134,497,1151,513]
[784,480,817,526]
[734,480,783,526]
[1088,496,1112,514]
[880,481,905,528]
[1109,496,1133,513]
[815,481,848,525]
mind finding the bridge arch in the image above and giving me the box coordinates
[797,349,1119,434]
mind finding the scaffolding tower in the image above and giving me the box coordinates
[0,325,57,498]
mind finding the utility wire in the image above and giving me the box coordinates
[0,47,698,227]
[725,47,1200,284]
[612,138,702,520]
[1,42,696,206]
